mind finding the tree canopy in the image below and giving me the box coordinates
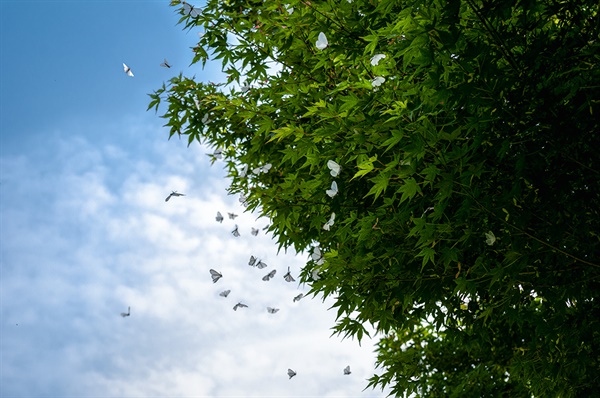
[150,0,600,396]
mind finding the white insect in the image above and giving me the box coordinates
[219,290,231,297]
[323,212,336,230]
[160,58,171,68]
[232,225,240,237]
[202,114,210,124]
[262,270,276,281]
[240,193,248,205]
[249,255,257,267]
[344,366,351,375]
[233,302,248,311]
[283,267,295,282]
[212,148,223,159]
[256,260,268,269]
[370,54,386,66]
[182,1,200,17]
[293,293,304,302]
[252,163,272,174]
[228,212,238,219]
[209,269,223,283]
[194,97,201,111]
[120,306,131,317]
[165,191,185,202]
[312,269,321,281]
[251,227,259,236]
[288,369,297,379]
[485,231,496,246]
[326,181,338,198]
[371,76,386,88]
[327,160,341,177]
[315,32,328,50]
[267,307,279,314]
[122,63,134,77]
[238,164,248,177]
[216,211,224,223]
[311,246,324,265]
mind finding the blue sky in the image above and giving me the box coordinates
[1,1,389,396]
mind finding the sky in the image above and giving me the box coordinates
[0,1,390,397]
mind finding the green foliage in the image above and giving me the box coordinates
[154,0,600,396]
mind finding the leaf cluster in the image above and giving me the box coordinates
[153,0,600,396]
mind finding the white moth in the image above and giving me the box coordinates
[219,290,231,297]
[202,114,210,124]
[485,231,496,246]
[232,225,240,237]
[262,270,276,281]
[326,181,338,198]
[233,302,248,311]
[256,260,268,269]
[122,63,134,77]
[323,212,336,230]
[213,148,223,159]
[251,227,259,236]
[210,269,223,283]
[228,212,238,219]
[165,191,185,202]
[287,369,297,379]
[252,163,272,174]
[160,58,171,68]
[370,54,386,66]
[267,307,279,314]
[371,76,386,88]
[194,97,201,111]
[249,255,257,267]
[311,246,324,265]
[120,306,131,317]
[293,293,304,302]
[216,211,224,223]
[344,366,351,375]
[316,32,328,50]
[182,1,200,17]
[283,267,295,282]
[238,164,248,177]
[327,160,341,177]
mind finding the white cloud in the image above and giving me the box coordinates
[1,120,388,397]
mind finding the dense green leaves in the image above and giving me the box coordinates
[154,0,599,396]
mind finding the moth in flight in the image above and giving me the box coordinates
[233,302,248,311]
[228,212,238,219]
[210,269,223,283]
[326,181,338,198]
[219,290,231,297]
[327,160,341,177]
[182,1,201,17]
[248,255,257,267]
[293,293,304,302]
[120,306,131,317]
[262,270,276,281]
[370,54,386,66]
[267,307,279,314]
[311,246,324,265]
[252,163,272,174]
[283,267,295,282]
[287,369,297,379]
[216,211,224,223]
[232,225,240,237]
[315,32,328,50]
[344,366,351,375]
[165,191,185,202]
[251,227,259,236]
[122,63,134,77]
[256,260,268,269]
[160,58,171,68]
[485,231,496,246]
[323,212,335,230]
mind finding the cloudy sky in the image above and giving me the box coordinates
[0,1,390,397]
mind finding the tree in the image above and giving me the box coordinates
[150,0,600,396]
